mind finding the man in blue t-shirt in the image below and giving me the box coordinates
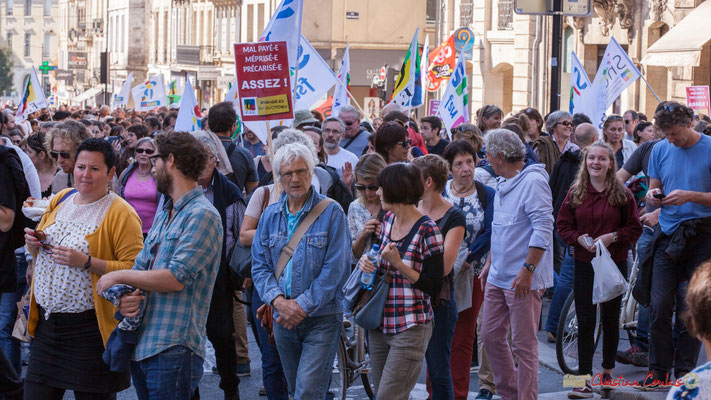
[638,102,711,390]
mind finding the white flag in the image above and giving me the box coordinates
[113,72,133,110]
[585,37,642,130]
[293,35,338,110]
[131,74,169,112]
[569,52,591,117]
[16,66,48,121]
[437,56,469,132]
[174,76,202,132]
[332,43,351,116]
[417,34,429,107]
[259,0,303,80]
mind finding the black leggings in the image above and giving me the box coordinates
[23,381,115,400]
[574,259,627,375]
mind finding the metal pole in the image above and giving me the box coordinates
[549,0,563,113]
[104,1,109,105]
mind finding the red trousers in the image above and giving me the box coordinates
[450,277,485,400]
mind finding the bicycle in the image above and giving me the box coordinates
[555,252,641,375]
[328,319,375,399]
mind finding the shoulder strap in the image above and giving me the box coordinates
[57,189,78,206]
[474,180,487,210]
[260,186,271,214]
[227,142,236,158]
[438,207,455,231]
[275,198,335,280]
[342,130,362,150]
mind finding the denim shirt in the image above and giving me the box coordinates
[251,187,350,318]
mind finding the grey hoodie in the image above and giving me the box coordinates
[488,163,554,291]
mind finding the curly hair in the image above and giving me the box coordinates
[154,131,208,181]
[654,101,695,131]
[568,142,630,209]
[45,120,92,155]
[683,261,711,343]
[411,154,450,192]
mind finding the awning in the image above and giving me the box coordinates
[642,0,711,67]
[71,86,104,104]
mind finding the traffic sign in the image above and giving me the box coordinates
[514,0,590,16]
[454,28,475,59]
[39,61,56,75]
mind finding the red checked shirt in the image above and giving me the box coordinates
[377,212,444,334]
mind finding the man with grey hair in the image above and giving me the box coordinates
[479,129,554,400]
[251,142,350,399]
[338,105,369,157]
[194,136,246,400]
[322,116,357,186]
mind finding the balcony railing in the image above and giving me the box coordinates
[498,0,514,30]
[460,2,473,27]
[176,45,215,65]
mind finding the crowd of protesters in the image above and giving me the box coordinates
[0,97,710,400]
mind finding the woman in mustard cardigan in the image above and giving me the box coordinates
[23,138,143,399]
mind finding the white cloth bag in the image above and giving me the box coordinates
[591,240,628,304]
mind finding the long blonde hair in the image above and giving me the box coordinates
[568,142,630,209]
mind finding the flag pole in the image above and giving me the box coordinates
[639,74,661,103]
[334,78,367,120]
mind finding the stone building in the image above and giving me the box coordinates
[0,0,59,101]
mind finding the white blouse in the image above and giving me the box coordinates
[34,192,116,318]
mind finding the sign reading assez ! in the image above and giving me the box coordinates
[234,41,293,121]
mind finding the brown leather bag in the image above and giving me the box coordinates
[256,198,334,342]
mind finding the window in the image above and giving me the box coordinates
[120,15,125,52]
[24,0,30,16]
[7,32,12,46]
[563,26,574,73]
[44,33,50,57]
[44,0,50,16]
[426,0,436,23]
[24,32,30,57]
[7,0,13,15]
[497,0,514,30]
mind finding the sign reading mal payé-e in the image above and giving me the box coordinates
[234,41,294,122]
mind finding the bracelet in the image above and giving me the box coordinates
[83,255,92,271]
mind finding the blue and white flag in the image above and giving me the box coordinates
[585,37,642,130]
[174,77,202,132]
[293,35,338,109]
[259,0,303,80]
[437,55,469,132]
[131,74,168,112]
[332,43,351,116]
[113,72,132,110]
[569,52,591,116]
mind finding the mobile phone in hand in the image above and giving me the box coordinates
[653,192,666,200]
[583,236,594,248]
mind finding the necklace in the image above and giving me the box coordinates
[136,169,151,177]
[452,180,475,195]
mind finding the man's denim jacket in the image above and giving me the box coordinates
[251,187,350,318]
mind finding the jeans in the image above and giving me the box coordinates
[574,260,626,375]
[273,313,342,400]
[0,254,27,374]
[632,226,656,350]
[481,283,542,400]
[250,289,288,400]
[544,247,574,334]
[131,345,204,400]
[426,299,458,400]
[206,285,240,396]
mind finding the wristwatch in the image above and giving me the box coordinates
[83,255,92,271]
[523,262,536,272]
[612,232,619,242]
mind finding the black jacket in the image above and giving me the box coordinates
[0,146,29,293]
[550,150,581,221]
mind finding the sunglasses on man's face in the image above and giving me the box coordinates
[50,151,72,159]
[135,148,155,155]
[355,184,379,192]
[344,120,356,126]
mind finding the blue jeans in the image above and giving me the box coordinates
[425,298,457,400]
[273,312,341,400]
[0,254,27,374]
[251,289,289,400]
[131,345,203,400]
[632,226,655,350]
[545,246,574,333]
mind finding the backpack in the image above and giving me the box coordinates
[474,180,487,211]
[319,165,354,214]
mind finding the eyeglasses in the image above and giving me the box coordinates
[662,103,681,113]
[397,138,412,147]
[344,120,355,126]
[135,148,155,155]
[453,125,471,133]
[557,121,574,127]
[148,154,164,166]
[280,168,310,181]
[50,150,72,159]
[354,184,379,192]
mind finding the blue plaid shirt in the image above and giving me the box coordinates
[132,187,223,362]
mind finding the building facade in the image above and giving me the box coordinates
[0,0,59,102]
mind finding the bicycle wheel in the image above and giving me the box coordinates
[328,338,349,400]
[556,293,604,375]
[358,332,375,399]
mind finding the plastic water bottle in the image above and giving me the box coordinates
[361,244,380,290]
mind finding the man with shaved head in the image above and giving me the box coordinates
[543,121,598,341]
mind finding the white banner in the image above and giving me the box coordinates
[293,35,338,110]
[569,52,591,117]
[174,76,202,132]
[585,37,642,130]
[332,43,351,116]
[437,55,469,132]
[16,66,48,121]
[113,72,133,110]
[131,74,168,112]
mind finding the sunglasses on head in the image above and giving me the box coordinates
[50,151,72,159]
[606,115,623,123]
[135,148,155,154]
[453,125,470,133]
[354,184,379,192]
